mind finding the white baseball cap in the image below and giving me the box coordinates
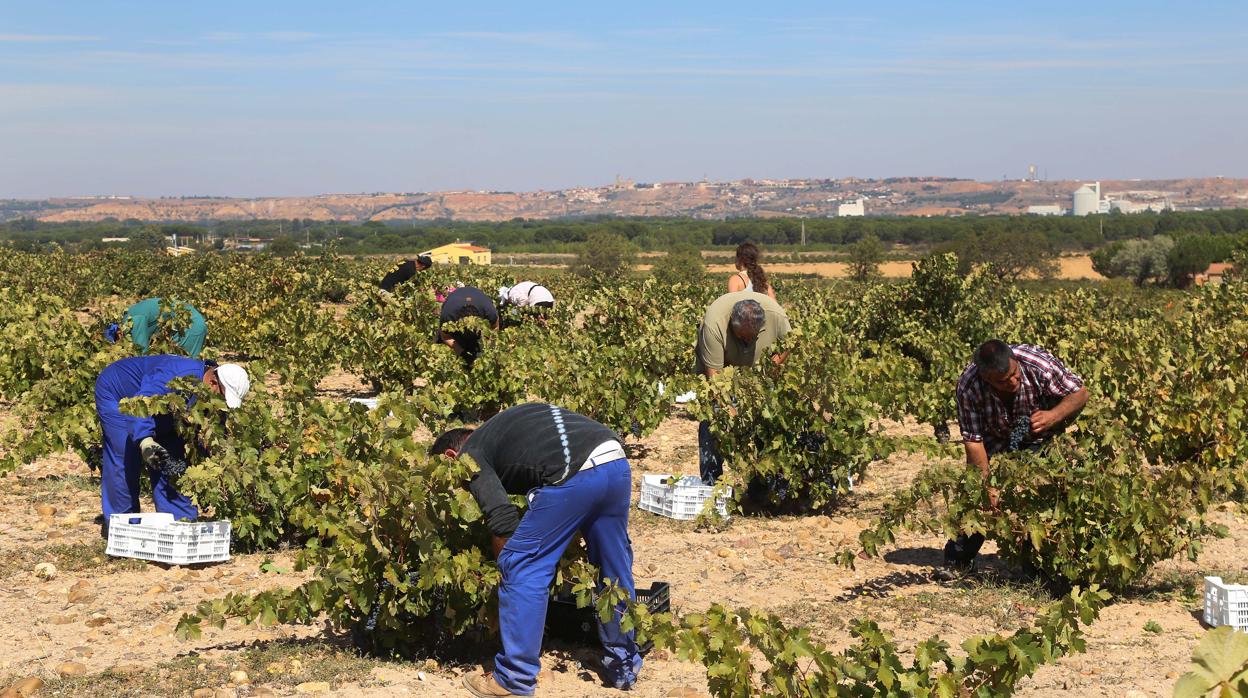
[216,363,251,409]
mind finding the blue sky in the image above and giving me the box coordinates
[1,1,1246,197]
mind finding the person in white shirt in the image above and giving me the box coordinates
[498,281,555,310]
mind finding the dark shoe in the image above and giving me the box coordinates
[932,558,976,582]
[462,672,526,697]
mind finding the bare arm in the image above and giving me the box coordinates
[771,351,789,366]
[1031,387,1089,434]
[964,440,990,479]
[704,366,720,379]
[439,330,464,355]
[492,535,509,559]
[727,274,746,293]
[963,440,998,509]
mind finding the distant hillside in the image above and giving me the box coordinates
[5,176,1247,223]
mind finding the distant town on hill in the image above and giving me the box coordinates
[3,176,1247,224]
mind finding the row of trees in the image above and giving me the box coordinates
[8,222,1234,289]
[569,228,1075,285]
[1091,233,1240,286]
[5,209,1248,254]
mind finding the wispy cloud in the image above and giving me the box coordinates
[201,31,319,43]
[428,31,595,51]
[262,31,320,42]
[201,31,245,42]
[0,33,101,42]
[0,83,119,114]
[612,26,724,40]
[750,15,877,35]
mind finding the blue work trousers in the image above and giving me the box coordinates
[94,377,197,521]
[943,437,1049,568]
[494,458,642,695]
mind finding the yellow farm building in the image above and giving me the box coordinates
[426,242,491,265]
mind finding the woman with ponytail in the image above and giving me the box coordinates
[727,242,776,299]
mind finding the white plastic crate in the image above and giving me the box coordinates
[1204,577,1248,630]
[639,474,731,521]
[348,397,380,410]
[106,513,231,565]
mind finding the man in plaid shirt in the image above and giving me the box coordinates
[939,339,1089,577]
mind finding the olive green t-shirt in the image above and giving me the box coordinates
[695,291,791,374]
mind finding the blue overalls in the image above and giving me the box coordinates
[94,355,205,521]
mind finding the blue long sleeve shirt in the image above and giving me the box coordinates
[96,355,207,442]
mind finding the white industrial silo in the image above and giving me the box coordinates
[1072,183,1099,216]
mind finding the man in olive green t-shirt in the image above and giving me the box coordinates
[695,291,791,482]
[695,291,791,376]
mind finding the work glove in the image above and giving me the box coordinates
[139,437,189,481]
[104,323,120,343]
[139,437,168,466]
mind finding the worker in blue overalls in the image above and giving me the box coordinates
[104,297,208,358]
[95,355,250,536]
[432,403,643,697]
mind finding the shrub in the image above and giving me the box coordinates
[846,414,1227,592]
[651,243,706,286]
[570,231,637,280]
[847,233,885,283]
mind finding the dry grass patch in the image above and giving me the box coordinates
[0,541,145,579]
[3,639,384,697]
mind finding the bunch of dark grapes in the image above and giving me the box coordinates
[795,432,827,453]
[364,579,392,632]
[159,456,190,481]
[1007,414,1032,452]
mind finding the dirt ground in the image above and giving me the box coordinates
[0,397,1236,697]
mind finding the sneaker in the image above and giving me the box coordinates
[462,672,526,697]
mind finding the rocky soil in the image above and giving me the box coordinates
[0,405,1241,697]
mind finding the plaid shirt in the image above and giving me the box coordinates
[956,344,1084,455]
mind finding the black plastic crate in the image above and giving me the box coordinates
[545,581,670,654]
